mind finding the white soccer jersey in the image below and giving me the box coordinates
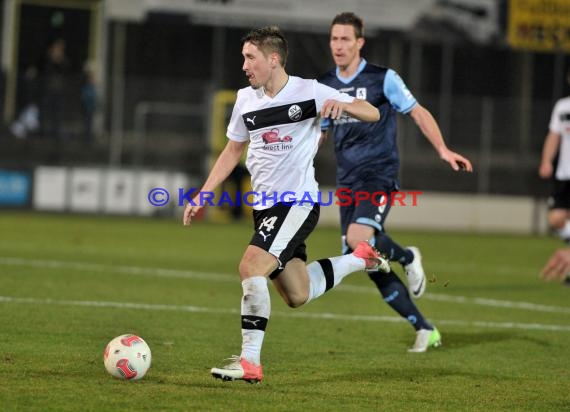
[549,96,570,180]
[227,76,354,210]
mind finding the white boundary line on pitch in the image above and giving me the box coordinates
[0,295,569,332]
[338,284,570,314]
[2,256,570,315]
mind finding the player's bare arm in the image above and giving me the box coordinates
[183,140,247,226]
[322,98,380,122]
[539,131,561,179]
[410,104,473,172]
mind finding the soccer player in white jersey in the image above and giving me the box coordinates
[183,26,389,383]
[539,69,570,285]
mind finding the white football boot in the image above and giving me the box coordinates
[404,247,426,298]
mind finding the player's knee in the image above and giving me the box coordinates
[280,290,308,308]
[284,295,306,308]
[238,256,262,279]
[238,249,277,279]
[549,219,566,230]
[345,236,362,251]
[547,211,567,229]
[345,226,376,252]
[238,259,252,278]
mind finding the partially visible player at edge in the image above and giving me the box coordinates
[318,12,473,352]
[183,26,389,384]
[538,68,570,285]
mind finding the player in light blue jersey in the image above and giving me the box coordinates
[319,12,473,352]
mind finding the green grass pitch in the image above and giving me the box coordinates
[0,211,569,411]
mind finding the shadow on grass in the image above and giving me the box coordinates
[425,330,552,350]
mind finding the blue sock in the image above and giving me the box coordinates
[368,270,432,331]
[375,233,413,266]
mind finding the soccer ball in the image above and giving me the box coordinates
[103,334,152,380]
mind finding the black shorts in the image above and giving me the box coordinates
[250,202,320,277]
[548,180,570,210]
[339,178,399,236]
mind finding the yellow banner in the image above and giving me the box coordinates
[508,0,570,52]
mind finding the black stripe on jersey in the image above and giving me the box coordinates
[560,112,570,121]
[242,99,317,131]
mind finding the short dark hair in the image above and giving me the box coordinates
[331,12,364,38]
[241,26,288,67]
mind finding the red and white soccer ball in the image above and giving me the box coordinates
[103,334,152,380]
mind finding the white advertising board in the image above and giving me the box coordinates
[69,168,102,213]
[33,166,67,211]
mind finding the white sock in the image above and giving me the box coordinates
[558,221,570,242]
[240,276,270,365]
[306,254,364,302]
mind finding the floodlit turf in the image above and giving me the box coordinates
[0,211,569,411]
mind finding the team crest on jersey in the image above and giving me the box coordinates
[288,105,302,121]
[356,88,367,100]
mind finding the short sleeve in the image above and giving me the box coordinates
[226,90,250,142]
[384,69,417,114]
[549,100,562,134]
[314,80,354,114]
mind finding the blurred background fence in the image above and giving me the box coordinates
[0,0,569,230]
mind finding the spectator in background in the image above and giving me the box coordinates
[10,65,40,139]
[81,65,97,144]
[38,38,70,140]
[539,69,570,285]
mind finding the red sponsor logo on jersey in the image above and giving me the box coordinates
[261,128,293,144]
